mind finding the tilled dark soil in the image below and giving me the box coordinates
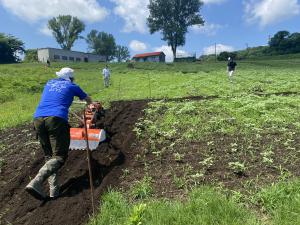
[0,100,147,225]
[2,96,300,225]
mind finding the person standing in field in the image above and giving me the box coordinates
[26,67,92,200]
[102,65,111,88]
[227,57,237,83]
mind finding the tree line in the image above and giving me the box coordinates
[0,15,131,64]
[47,15,130,62]
[2,0,204,64]
[3,0,300,64]
[215,30,300,61]
[47,0,204,60]
[267,31,300,55]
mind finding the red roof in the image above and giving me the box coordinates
[133,52,164,58]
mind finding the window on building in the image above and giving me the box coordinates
[54,55,60,60]
[76,58,81,62]
[69,57,74,61]
[62,56,68,60]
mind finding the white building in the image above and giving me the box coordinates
[132,52,166,62]
[37,48,106,63]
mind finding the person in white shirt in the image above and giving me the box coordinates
[102,65,111,88]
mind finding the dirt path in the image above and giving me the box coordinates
[0,100,147,225]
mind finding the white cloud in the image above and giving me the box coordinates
[202,0,226,4]
[203,44,234,55]
[130,40,147,52]
[0,0,109,23]
[39,25,52,36]
[110,0,149,33]
[109,0,224,33]
[244,0,300,27]
[153,45,189,62]
[191,23,223,36]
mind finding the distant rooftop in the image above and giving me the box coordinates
[133,51,165,58]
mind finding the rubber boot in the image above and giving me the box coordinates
[48,173,60,198]
[25,158,63,200]
[25,175,46,200]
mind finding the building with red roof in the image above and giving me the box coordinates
[132,51,165,62]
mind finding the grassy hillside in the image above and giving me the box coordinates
[1,59,300,129]
[1,59,300,224]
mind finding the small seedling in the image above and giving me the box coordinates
[230,142,238,153]
[121,168,130,178]
[0,158,5,172]
[207,141,214,146]
[190,172,204,185]
[228,161,246,175]
[173,152,185,162]
[173,175,186,189]
[261,149,274,165]
[131,176,153,199]
[0,144,6,153]
[200,156,214,168]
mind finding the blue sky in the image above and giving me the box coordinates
[1,0,300,61]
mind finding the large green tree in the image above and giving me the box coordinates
[86,30,116,61]
[48,15,85,50]
[115,45,130,62]
[0,33,24,63]
[268,31,300,54]
[217,51,237,61]
[147,0,204,58]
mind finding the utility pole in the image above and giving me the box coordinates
[215,43,217,62]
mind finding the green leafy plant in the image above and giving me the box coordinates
[229,161,247,175]
[200,156,214,168]
[173,174,186,189]
[126,203,147,225]
[173,152,185,162]
[131,176,153,199]
[0,158,5,172]
[122,168,130,178]
[261,149,274,165]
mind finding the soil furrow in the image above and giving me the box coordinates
[0,100,147,225]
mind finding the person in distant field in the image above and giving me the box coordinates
[46,59,51,67]
[102,65,111,88]
[227,57,237,83]
[25,67,92,200]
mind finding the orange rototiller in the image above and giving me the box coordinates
[69,101,106,215]
[69,102,106,150]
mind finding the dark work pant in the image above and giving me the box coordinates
[34,116,70,162]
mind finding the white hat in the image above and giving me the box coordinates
[56,67,74,81]
[228,57,231,61]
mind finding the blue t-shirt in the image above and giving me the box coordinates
[34,78,87,121]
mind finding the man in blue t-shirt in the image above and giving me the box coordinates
[26,67,92,200]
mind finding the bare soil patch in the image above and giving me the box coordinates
[0,100,147,225]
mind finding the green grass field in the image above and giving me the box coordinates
[1,59,300,129]
[1,59,300,224]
